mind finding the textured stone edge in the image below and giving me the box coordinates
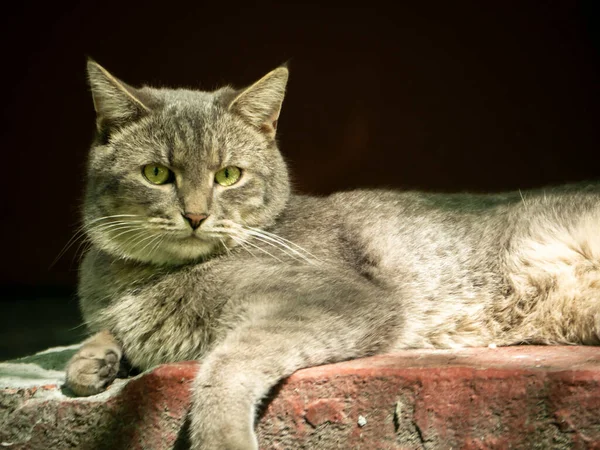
[1,346,600,449]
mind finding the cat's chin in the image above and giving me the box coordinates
[99,235,222,266]
[141,236,220,266]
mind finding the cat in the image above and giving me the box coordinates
[65,59,600,449]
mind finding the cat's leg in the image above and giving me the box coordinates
[189,283,400,450]
[65,329,122,396]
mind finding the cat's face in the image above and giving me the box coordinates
[84,61,290,265]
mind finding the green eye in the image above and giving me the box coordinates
[215,166,242,187]
[143,164,173,185]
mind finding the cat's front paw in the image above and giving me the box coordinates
[190,415,258,450]
[65,330,122,396]
[190,369,260,450]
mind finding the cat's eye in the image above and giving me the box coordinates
[143,164,174,185]
[215,166,242,187]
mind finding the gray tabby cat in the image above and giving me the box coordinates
[65,60,600,449]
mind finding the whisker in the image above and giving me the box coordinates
[124,229,155,251]
[53,219,148,266]
[88,219,147,231]
[75,240,94,264]
[241,231,305,262]
[50,228,88,268]
[85,214,144,225]
[91,219,146,227]
[243,229,314,264]
[135,233,163,256]
[230,233,283,263]
[244,226,321,262]
[52,219,144,268]
[111,226,147,242]
[209,224,312,264]
[68,322,90,332]
[229,235,258,259]
[85,223,146,241]
[148,235,166,259]
[219,238,232,257]
[72,235,92,263]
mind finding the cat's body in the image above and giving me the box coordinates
[66,61,600,449]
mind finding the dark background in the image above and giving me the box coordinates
[1,1,599,359]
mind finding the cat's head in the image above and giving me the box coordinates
[83,60,290,265]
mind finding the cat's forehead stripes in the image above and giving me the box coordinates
[158,101,225,172]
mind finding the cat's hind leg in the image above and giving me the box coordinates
[502,210,600,345]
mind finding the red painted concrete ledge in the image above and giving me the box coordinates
[1,346,600,449]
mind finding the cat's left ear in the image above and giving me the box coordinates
[229,67,288,138]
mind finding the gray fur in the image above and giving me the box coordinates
[65,61,600,449]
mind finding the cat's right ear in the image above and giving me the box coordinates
[229,66,289,138]
[87,59,151,132]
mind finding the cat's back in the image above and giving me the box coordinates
[274,185,600,300]
[275,189,513,268]
[267,189,513,309]
[277,184,600,270]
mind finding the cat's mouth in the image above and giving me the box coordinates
[186,232,212,241]
[181,229,227,245]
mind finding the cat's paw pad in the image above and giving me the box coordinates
[65,345,122,396]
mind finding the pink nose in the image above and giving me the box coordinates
[183,213,208,230]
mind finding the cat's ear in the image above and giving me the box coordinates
[87,59,151,131]
[229,67,288,137]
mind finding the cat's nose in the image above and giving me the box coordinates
[183,213,208,230]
